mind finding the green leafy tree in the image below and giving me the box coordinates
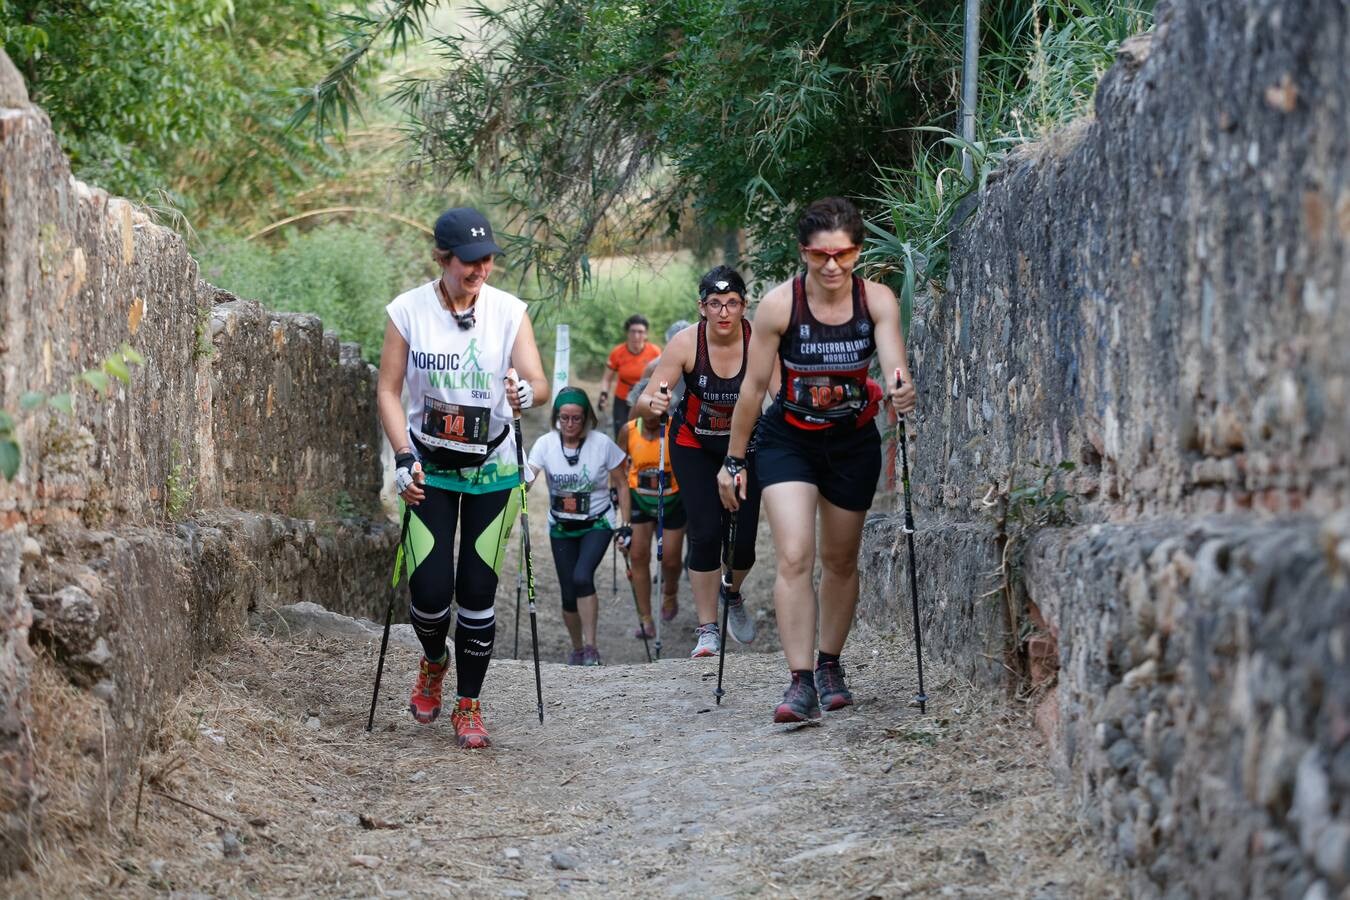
[0,0,357,225]
[396,0,969,289]
[299,0,1151,306]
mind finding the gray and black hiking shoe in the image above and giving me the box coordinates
[773,673,821,723]
[815,661,854,711]
[721,585,757,644]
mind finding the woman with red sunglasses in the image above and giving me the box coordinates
[717,197,916,723]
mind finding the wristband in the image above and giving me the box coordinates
[723,455,747,478]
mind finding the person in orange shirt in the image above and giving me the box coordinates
[598,315,661,438]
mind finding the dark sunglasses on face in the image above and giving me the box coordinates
[800,244,860,267]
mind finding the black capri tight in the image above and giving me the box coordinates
[404,484,517,699]
[669,440,760,572]
[549,527,614,612]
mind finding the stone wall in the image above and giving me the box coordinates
[0,51,400,871]
[860,0,1348,895]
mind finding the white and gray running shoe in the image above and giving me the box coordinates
[690,623,721,658]
[722,586,757,644]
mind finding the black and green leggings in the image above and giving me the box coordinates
[402,484,519,699]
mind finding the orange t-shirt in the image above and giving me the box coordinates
[620,419,678,495]
[607,342,662,402]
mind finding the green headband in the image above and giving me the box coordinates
[553,386,591,415]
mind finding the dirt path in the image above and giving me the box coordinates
[13,619,1121,897]
[10,404,1122,896]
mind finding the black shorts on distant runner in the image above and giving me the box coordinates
[754,407,882,512]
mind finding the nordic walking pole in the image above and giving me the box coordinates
[895,371,927,714]
[508,369,545,724]
[368,504,413,732]
[626,554,653,662]
[714,503,739,705]
[654,382,669,661]
[613,487,652,662]
[513,531,523,659]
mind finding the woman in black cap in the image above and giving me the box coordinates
[376,207,549,749]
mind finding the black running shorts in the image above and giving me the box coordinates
[754,407,882,512]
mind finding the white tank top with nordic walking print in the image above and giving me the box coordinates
[386,279,526,494]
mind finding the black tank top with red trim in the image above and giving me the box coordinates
[774,274,881,432]
[673,319,750,455]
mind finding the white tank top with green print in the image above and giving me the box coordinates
[386,279,526,493]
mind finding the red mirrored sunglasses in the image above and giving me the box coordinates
[800,244,860,266]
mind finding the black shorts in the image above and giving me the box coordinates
[754,408,882,511]
[669,439,759,572]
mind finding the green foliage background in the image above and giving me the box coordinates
[533,257,706,380]
[386,0,1152,302]
[0,0,346,221]
[201,226,435,363]
[2,0,1154,373]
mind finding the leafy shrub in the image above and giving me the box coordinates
[527,255,706,380]
[864,1,1155,335]
[201,226,435,363]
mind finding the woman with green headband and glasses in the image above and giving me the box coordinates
[526,387,630,665]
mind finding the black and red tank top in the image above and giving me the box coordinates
[775,274,881,431]
[674,319,750,454]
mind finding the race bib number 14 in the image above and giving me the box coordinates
[420,397,492,455]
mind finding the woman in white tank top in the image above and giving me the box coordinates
[375,207,548,750]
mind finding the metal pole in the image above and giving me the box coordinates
[960,0,980,180]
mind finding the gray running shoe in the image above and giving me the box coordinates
[721,586,757,644]
[690,623,721,658]
[773,674,821,723]
[582,645,603,666]
[567,648,585,666]
[814,661,854,711]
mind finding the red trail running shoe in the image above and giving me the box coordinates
[408,654,449,724]
[451,697,491,749]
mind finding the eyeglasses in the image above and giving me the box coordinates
[557,414,585,424]
[700,298,744,313]
[800,245,860,267]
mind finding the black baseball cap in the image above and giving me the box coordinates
[433,207,504,263]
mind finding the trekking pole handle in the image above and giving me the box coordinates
[658,381,669,424]
[507,367,522,421]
